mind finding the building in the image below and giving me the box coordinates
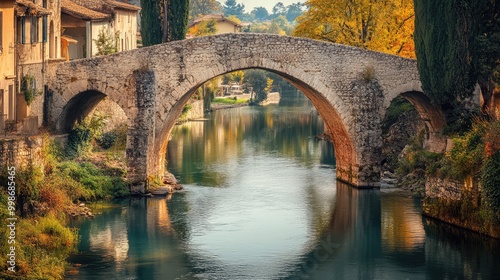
[187,14,243,38]
[1,0,61,133]
[1,0,139,135]
[0,0,16,131]
[61,0,140,60]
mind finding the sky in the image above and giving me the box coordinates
[231,0,305,14]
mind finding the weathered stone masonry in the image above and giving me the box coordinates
[33,33,440,193]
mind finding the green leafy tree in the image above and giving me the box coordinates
[272,2,286,17]
[189,0,220,18]
[140,0,162,46]
[286,2,304,22]
[272,15,293,35]
[245,70,268,103]
[252,6,269,20]
[268,22,284,35]
[223,0,245,17]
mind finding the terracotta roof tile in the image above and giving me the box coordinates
[61,0,110,21]
[15,0,51,16]
[106,0,141,11]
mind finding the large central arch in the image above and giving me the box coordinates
[43,33,424,193]
[153,66,357,190]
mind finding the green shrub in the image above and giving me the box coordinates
[361,65,376,82]
[382,96,416,133]
[66,114,108,158]
[66,125,93,158]
[98,124,127,150]
[481,151,500,223]
[99,131,118,149]
[58,162,128,200]
[447,121,487,180]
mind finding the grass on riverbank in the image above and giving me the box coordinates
[0,123,129,278]
[212,97,249,105]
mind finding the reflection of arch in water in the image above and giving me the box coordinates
[286,182,382,279]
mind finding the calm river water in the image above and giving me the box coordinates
[67,93,500,279]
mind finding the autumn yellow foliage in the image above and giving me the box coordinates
[293,0,416,58]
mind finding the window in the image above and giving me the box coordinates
[20,18,26,44]
[0,12,3,53]
[8,85,14,120]
[42,16,47,43]
[30,16,38,44]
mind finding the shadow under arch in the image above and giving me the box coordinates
[56,90,106,132]
[385,83,447,153]
[399,91,447,152]
[153,67,358,186]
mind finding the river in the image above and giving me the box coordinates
[67,93,499,279]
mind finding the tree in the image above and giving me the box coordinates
[223,0,245,17]
[268,22,285,35]
[273,15,293,35]
[189,0,220,18]
[94,28,118,55]
[252,7,269,21]
[293,0,415,58]
[272,2,286,17]
[473,1,500,110]
[414,0,477,106]
[223,70,245,84]
[140,0,162,46]
[245,70,268,103]
[187,20,218,37]
[167,0,190,41]
[285,2,304,22]
[141,0,189,44]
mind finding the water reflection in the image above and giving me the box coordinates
[168,95,333,186]
[68,94,500,279]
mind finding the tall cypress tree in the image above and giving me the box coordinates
[167,0,190,41]
[413,0,477,107]
[140,0,163,46]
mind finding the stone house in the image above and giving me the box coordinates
[61,0,140,60]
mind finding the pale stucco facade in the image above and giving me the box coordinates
[0,1,16,126]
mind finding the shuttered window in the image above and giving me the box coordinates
[30,17,38,44]
[21,18,26,44]
[42,16,47,43]
[0,11,3,52]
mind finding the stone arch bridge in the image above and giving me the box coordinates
[42,33,445,193]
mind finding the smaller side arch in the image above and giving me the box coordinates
[56,90,107,132]
[385,83,447,153]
